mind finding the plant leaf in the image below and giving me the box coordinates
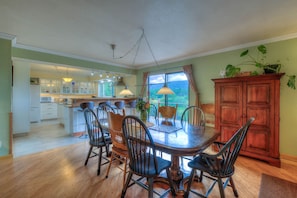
[257,45,267,54]
[225,64,240,77]
[255,62,265,68]
[240,50,249,57]
[287,75,296,90]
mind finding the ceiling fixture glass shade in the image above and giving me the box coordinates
[157,84,175,95]
[63,77,73,82]
[63,67,72,82]
[119,86,134,96]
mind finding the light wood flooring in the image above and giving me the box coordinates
[1,140,297,198]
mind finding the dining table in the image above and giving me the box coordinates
[148,124,220,194]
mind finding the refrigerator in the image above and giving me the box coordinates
[30,84,41,122]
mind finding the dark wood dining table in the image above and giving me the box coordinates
[148,125,220,194]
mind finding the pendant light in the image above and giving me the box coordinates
[119,86,134,96]
[112,28,174,96]
[63,67,72,82]
[157,83,174,95]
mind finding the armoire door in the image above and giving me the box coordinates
[215,82,244,146]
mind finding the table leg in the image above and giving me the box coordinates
[170,155,190,195]
[155,155,192,195]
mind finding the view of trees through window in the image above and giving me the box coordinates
[98,81,114,97]
[148,72,189,119]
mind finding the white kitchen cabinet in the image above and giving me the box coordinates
[40,78,96,94]
[40,79,61,93]
[40,103,58,120]
[12,62,30,134]
[62,81,96,94]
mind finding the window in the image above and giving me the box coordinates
[148,72,189,119]
[98,81,114,97]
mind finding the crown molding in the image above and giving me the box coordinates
[13,42,133,69]
[0,32,17,45]
[5,31,297,70]
[138,32,297,70]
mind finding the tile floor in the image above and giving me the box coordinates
[13,119,88,157]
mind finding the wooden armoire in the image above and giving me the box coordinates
[212,73,284,167]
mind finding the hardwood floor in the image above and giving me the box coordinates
[1,141,296,198]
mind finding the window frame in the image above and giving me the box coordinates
[147,71,189,119]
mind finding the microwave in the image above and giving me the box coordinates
[30,78,40,85]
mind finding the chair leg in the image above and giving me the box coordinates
[122,157,128,187]
[217,178,225,198]
[97,147,103,175]
[105,152,115,178]
[229,176,239,197]
[184,169,196,198]
[106,143,111,157]
[148,177,154,198]
[199,171,204,182]
[84,146,93,166]
[121,172,133,198]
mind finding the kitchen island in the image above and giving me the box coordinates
[60,97,137,135]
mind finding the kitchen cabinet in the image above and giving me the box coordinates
[30,85,40,123]
[40,103,58,120]
[40,78,96,94]
[40,79,61,93]
[62,81,96,94]
[213,73,283,167]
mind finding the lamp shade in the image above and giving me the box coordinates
[119,86,133,96]
[157,84,175,95]
[63,77,73,82]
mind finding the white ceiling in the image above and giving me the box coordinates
[2,0,297,72]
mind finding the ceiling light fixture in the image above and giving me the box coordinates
[63,68,72,82]
[63,78,73,82]
[119,86,134,96]
[157,83,175,95]
[112,28,174,95]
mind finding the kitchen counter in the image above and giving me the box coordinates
[68,97,137,108]
[60,97,137,135]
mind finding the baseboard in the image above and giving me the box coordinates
[280,154,297,166]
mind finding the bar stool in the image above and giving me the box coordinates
[125,99,137,115]
[79,101,95,138]
[114,100,125,115]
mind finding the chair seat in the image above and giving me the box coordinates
[132,154,171,176]
[188,155,234,177]
[112,146,129,157]
[89,137,111,147]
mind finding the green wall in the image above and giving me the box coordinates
[0,38,12,156]
[137,38,297,157]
